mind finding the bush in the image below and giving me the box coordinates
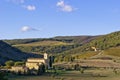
[79,68,85,74]
[0,72,8,80]
[5,60,14,68]
[14,61,25,66]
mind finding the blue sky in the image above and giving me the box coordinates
[0,0,120,39]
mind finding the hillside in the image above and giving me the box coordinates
[0,40,42,64]
[2,31,120,63]
[103,47,120,57]
[54,36,98,44]
[13,41,71,46]
[61,31,120,54]
[0,40,26,64]
[88,31,120,50]
[54,31,120,62]
[4,36,97,54]
[4,36,97,45]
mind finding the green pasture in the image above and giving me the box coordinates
[9,68,120,80]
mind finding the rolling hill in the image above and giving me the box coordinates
[61,31,120,55]
[0,40,42,64]
[53,31,120,62]
[4,36,97,54]
[4,36,97,45]
[0,40,26,64]
[2,31,120,63]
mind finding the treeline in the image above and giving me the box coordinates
[4,36,97,55]
[4,38,73,45]
[88,31,120,50]
[54,36,97,44]
[60,31,120,55]
[4,36,96,45]
[15,44,80,54]
[54,51,98,62]
[54,31,120,62]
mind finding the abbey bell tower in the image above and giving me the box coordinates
[44,53,48,60]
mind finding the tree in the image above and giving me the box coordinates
[79,67,85,74]
[74,64,80,70]
[0,72,8,80]
[113,68,118,74]
[5,60,14,68]
[14,61,25,66]
[38,63,45,75]
[49,56,54,68]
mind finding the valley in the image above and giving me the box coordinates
[0,31,120,80]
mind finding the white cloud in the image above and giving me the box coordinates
[21,26,38,32]
[57,0,64,7]
[7,0,36,11]
[23,5,36,11]
[56,0,75,12]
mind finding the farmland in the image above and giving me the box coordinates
[13,41,72,47]
[9,69,120,80]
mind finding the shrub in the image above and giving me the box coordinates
[5,60,14,68]
[14,61,25,66]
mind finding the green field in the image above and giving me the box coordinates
[103,47,120,57]
[9,69,120,80]
[13,41,72,47]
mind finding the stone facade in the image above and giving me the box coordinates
[11,66,28,74]
[10,53,49,75]
[26,53,49,70]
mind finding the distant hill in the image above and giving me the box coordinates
[13,41,71,47]
[0,40,26,64]
[87,31,120,50]
[3,31,120,63]
[52,31,120,62]
[0,40,42,64]
[13,40,74,54]
[4,36,97,45]
[61,31,120,55]
[54,36,98,44]
[4,36,97,54]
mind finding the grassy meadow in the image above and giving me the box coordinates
[9,68,120,80]
[103,47,120,57]
[13,41,72,47]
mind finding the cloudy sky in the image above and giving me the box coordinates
[0,0,120,39]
